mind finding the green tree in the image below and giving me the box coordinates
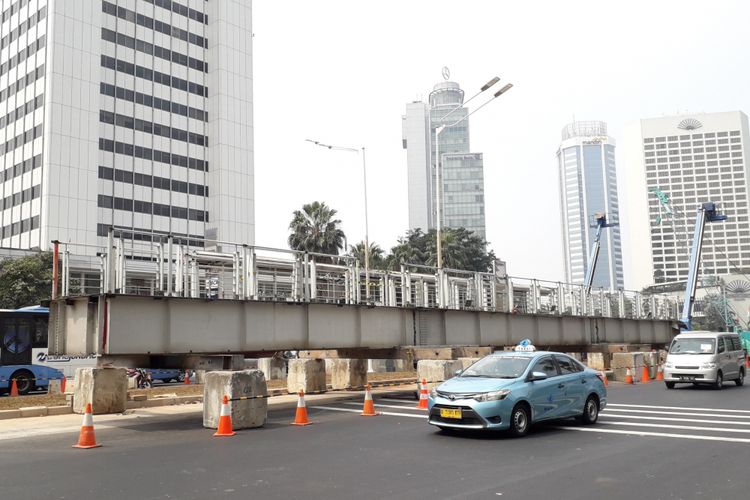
[385,228,496,272]
[348,241,386,270]
[288,201,346,256]
[0,252,53,309]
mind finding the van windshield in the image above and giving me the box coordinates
[669,338,716,355]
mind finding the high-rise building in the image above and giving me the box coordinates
[625,111,750,290]
[402,78,486,239]
[0,0,254,252]
[557,121,624,290]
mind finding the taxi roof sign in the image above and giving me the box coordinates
[514,339,536,352]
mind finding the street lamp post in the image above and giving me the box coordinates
[433,81,513,307]
[305,140,371,303]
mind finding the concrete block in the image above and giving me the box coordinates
[0,409,21,420]
[643,351,660,378]
[47,405,73,416]
[587,352,611,371]
[244,358,259,370]
[287,359,326,394]
[72,367,128,415]
[566,352,583,361]
[417,360,463,383]
[19,406,48,418]
[367,359,410,373]
[457,358,480,371]
[258,358,287,380]
[203,370,268,430]
[329,359,366,390]
[612,352,645,382]
[47,379,62,395]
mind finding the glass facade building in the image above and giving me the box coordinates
[402,79,486,239]
[557,121,624,290]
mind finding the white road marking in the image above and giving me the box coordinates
[379,398,420,404]
[556,426,750,444]
[603,408,750,419]
[607,403,750,414]
[599,413,750,426]
[311,406,425,419]
[341,401,427,411]
[598,420,750,434]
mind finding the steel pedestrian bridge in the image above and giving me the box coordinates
[47,230,677,360]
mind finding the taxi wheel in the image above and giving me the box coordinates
[665,382,675,389]
[509,404,530,437]
[579,396,599,425]
[735,370,745,387]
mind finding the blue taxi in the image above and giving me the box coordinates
[427,341,607,436]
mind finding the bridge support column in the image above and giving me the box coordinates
[203,370,268,430]
[73,367,127,415]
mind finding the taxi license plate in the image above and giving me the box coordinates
[440,408,462,419]
[678,375,696,381]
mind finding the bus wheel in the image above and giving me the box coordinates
[11,370,34,395]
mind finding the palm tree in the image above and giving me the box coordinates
[288,201,346,256]
[348,241,385,270]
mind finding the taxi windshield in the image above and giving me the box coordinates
[669,338,716,355]
[460,356,531,379]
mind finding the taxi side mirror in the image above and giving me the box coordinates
[529,371,548,381]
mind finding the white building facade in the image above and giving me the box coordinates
[0,0,254,252]
[557,121,624,290]
[625,111,750,290]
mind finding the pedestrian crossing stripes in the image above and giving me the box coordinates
[311,397,750,444]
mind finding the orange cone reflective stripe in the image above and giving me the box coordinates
[73,403,102,449]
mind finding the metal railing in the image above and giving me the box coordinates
[53,228,679,321]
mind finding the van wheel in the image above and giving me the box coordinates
[736,369,745,387]
[665,382,675,389]
[714,371,723,390]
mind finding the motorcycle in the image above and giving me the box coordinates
[127,368,153,389]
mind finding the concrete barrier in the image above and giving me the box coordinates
[611,352,644,382]
[0,409,22,420]
[287,359,326,394]
[47,379,63,395]
[328,359,366,390]
[203,370,268,430]
[368,359,410,373]
[258,358,287,380]
[73,367,128,414]
[586,352,611,371]
[417,360,463,383]
[19,406,48,418]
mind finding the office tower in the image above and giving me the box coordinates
[626,111,750,289]
[402,77,486,239]
[0,0,254,251]
[557,120,624,289]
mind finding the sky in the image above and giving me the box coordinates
[252,0,750,288]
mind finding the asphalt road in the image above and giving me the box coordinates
[2,381,750,500]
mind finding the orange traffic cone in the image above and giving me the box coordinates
[61,376,67,393]
[213,395,236,437]
[417,378,429,409]
[184,370,191,385]
[9,379,19,397]
[292,390,311,426]
[73,403,102,449]
[624,368,634,385]
[655,365,664,381]
[641,365,651,384]
[361,384,379,416]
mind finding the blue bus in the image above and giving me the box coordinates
[0,306,65,395]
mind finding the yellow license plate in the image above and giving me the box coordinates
[440,408,462,419]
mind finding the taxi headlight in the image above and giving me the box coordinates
[429,388,438,399]
[473,389,511,402]
[701,362,717,369]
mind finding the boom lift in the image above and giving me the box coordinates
[680,202,727,330]
[583,213,617,293]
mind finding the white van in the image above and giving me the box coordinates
[663,331,746,389]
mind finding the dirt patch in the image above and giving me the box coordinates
[128,384,204,399]
[0,393,67,411]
